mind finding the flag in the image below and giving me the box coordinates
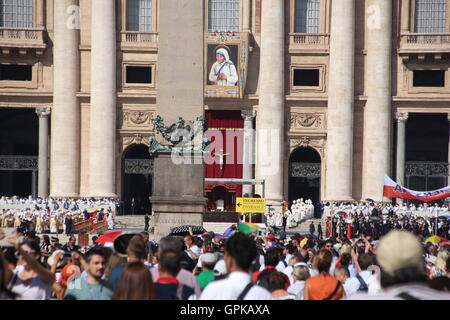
[238,222,261,235]
[383,175,450,202]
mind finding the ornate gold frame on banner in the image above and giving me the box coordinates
[204,32,249,99]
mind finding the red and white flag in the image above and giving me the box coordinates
[383,175,450,202]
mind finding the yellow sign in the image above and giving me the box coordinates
[236,198,266,213]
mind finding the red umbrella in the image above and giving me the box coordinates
[95,231,122,244]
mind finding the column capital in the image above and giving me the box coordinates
[395,112,408,122]
[241,110,256,121]
[36,107,51,117]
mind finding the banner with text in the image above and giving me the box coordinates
[383,175,450,202]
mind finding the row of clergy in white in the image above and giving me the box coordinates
[0,196,119,206]
[323,201,450,213]
[0,209,114,232]
[264,198,315,228]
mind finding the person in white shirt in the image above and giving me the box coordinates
[343,253,375,297]
[334,265,352,296]
[200,233,271,300]
[184,235,201,260]
[287,264,310,300]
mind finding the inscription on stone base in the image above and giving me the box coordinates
[153,213,203,240]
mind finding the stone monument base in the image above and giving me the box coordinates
[150,152,206,240]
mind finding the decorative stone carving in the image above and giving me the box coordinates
[290,136,326,159]
[0,156,38,171]
[395,112,409,122]
[35,107,51,117]
[122,134,150,151]
[241,110,256,121]
[290,112,325,131]
[122,110,154,128]
[123,159,154,175]
[148,115,210,156]
[290,162,321,178]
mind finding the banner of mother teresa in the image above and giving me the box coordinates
[204,32,249,99]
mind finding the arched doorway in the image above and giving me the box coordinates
[122,144,153,215]
[405,113,448,204]
[0,108,38,197]
[288,146,321,206]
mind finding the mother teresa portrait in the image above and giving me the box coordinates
[208,47,238,86]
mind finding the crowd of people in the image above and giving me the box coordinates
[0,196,116,236]
[1,218,450,300]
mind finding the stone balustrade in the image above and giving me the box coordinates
[120,31,158,51]
[288,33,330,53]
[0,28,46,50]
[399,33,450,54]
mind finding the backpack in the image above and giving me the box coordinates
[356,274,368,292]
[256,268,277,291]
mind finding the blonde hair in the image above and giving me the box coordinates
[288,256,299,267]
[292,265,310,281]
[436,249,450,271]
[339,244,352,255]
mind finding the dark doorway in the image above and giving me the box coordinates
[122,144,153,215]
[288,147,321,206]
[405,113,448,204]
[0,108,38,197]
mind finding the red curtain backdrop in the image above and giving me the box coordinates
[204,111,244,210]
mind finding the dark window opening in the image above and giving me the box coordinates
[126,66,152,84]
[293,69,320,87]
[0,64,32,81]
[413,70,445,87]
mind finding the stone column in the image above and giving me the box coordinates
[362,0,393,202]
[50,0,80,197]
[447,113,450,184]
[242,110,256,196]
[395,112,408,204]
[242,0,252,32]
[401,0,411,33]
[36,107,50,197]
[325,0,355,201]
[36,0,45,29]
[256,0,285,207]
[89,0,117,197]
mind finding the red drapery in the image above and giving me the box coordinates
[204,111,244,211]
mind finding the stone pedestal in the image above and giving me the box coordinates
[151,152,206,239]
[151,0,205,240]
